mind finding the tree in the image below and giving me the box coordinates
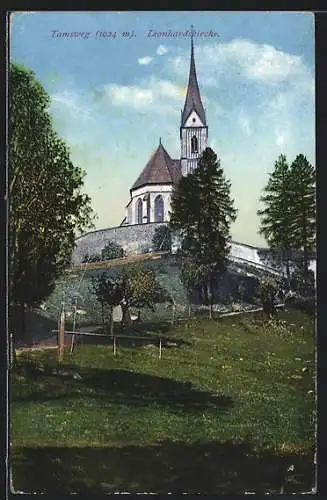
[9,62,95,340]
[258,276,278,315]
[91,265,169,329]
[289,154,316,276]
[180,260,210,316]
[120,264,170,326]
[152,225,172,252]
[170,147,237,319]
[257,155,293,281]
[91,272,123,334]
[101,240,125,261]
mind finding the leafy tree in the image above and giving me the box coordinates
[120,264,170,326]
[101,240,124,261]
[257,154,293,281]
[289,154,316,276]
[258,276,278,315]
[152,224,172,252]
[170,147,237,318]
[91,265,169,329]
[9,62,95,340]
[91,272,123,334]
[180,261,210,316]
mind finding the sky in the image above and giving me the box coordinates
[10,11,315,247]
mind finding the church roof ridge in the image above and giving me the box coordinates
[181,28,207,127]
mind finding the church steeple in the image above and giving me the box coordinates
[180,28,208,177]
[181,27,207,127]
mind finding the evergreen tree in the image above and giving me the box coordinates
[9,63,95,339]
[152,225,172,252]
[170,147,237,318]
[257,154,293,280]
[289,154,316,276]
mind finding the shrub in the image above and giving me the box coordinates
[101,241,124,261]
[152,225,172,252]
[81,253,101,263]
[290,268,315,297]
[258,276,278,315]
[285,295,316,317]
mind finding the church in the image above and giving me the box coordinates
[121,34,208,227]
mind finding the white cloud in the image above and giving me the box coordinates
[104,77,187,113]
[238,111,252,136]
[51,90,94,123]
[107,84,154,107]
[138,56,153,65]
[168,38,313,89]
[156,45,168,56]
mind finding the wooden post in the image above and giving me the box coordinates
[70,304,77,354]
[159,338,162,360]
[113,335,116,356]
[171,304,176,325]
[58,311,65,362]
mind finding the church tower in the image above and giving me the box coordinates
[180,29,208,176]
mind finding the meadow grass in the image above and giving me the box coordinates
[10,307,316,494]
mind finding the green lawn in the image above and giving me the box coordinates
[11,308,316,494]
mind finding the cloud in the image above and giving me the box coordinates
[106,84,154,107]
[51,89,94,123]
[238,111,252,136]
[168,38,313,90]
[156,45,168,56]
[103,77,187,113]
[138,56,153,65]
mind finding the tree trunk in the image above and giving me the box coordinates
[10,332,17,367]
[207,279,213,320]
[107,305,114,335]
[121,304,132,329]
[19,302,26,340]
[101,300,104,325]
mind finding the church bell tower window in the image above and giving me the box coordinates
[191,135,198,154]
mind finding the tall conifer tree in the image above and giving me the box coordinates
[170,147,237,317]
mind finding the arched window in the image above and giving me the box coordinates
[154,195,164,223]
[191,135,198,154]
[137,198,143,224]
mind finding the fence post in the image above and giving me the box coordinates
[171,303,176,325]
[159,338,162,360]
[58,311,65,362]
[70,302,77,354]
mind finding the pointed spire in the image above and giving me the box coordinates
[159,137,162,145]
[181,26,206,127]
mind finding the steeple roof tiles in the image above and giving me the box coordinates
[181,34,206,127]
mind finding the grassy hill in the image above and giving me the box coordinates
[11,308,315,494]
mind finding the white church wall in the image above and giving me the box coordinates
[130,184,173,224]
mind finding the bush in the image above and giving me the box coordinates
[152,225,172,252]
[82,253,101,263]
[101,241,125,261]
[258,276,278,315]
[285,295,316,317]
[290,268,315,297]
